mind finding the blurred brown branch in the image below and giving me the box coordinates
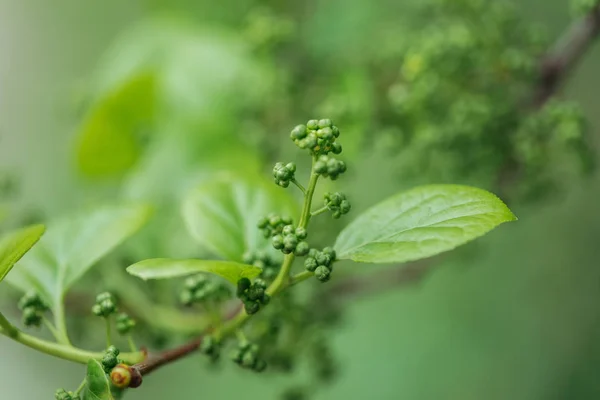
[534,4,600,107]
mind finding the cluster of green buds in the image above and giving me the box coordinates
[271,224,310,256]
[92,292,117,318]
[273,162,297,188]
[290,119,342,156]
[304,247,336,282]
[231,341,267,372]
[258,213,293,238]
[314,155,347,180]
[18,291,48,328]
[199,335,220,361]
[54,389,80,400]
[324,192,351,219]
[242,250,280,280]
[115,313,136,335]
[101,345,121,373]
[237,278,270,314]
[179,274,231,306]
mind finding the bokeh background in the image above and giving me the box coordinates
[1,0,600,399]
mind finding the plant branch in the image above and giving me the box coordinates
[0,323,144,365]
[533,4,600,107]
[133,160,323,380]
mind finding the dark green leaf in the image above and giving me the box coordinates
[335,185,516,263]
[127,259,261,284]
[0,224,45,282]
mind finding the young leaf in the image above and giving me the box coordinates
[0,224,45,282]
[127,259,261,284]
[182,174,299,262]
[83,359,114,400]
[6,205,151,308]
[334,185,516,263]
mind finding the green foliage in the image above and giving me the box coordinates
[84,359,114,400]
[76,74,155,178]
[335,185,516,263]
[126,259,262,284]
[571,0,600,15]
[182,174,299,262]
[6,205,151,308]
[0,224,45,282]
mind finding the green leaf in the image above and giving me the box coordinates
[182,173,299,261]
[6,205,151,308]
[334,185,516,263]
[76,73,155,178]
[0,224,45,282]
[127,259,261,284]
[83,359,114,400]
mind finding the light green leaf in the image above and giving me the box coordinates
[6,205,151,308]
[83,359,114,400]
[0,225,45,282]
[76,73,155,178]
[182,174,299,262]
[127,259,261,284]
[334,185,517,263]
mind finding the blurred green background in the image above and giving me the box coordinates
[1,0,600,399]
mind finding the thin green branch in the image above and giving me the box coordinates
[127,334,138,352]
[310,206,329,217]
[289,270,314,287]
[0,324,144,365]
[42,316,62,342]
[105,318,112,348]
[0,310,18,338]
[53,293,72,346]
[291,178,306,194]
[74,379,87,396]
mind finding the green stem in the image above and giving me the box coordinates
[127,334,138,352]
[289,271,314,287]
[53,293,72,346]
[291,178,306,194]
[311,206,329,217]
[0,326,144,365]
[0,311,18,338]
[105,318,112,348]
[42,317,62,342]
[74,379,87,396]
[216,159,321,340]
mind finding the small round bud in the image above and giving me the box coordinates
[110,364,132,389]
[257,217,268,229]
[254,279,267,289]
[244,301,260,315]
[286,162,296,173]
[272,234,284,250]
[323,247,336,260]
[318,119,333,128]
[107,345,120,356]
[295,227,307,239]
[237,277,251,295]
[290,125,307,140]
[254,359,267,372]
[331,142,342,154]
[242,351,257,369]
[307,120,319,130]
[315,266,331,282]
[282,224,294,236]
[305,257,318,272]
[295,241,310,256]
